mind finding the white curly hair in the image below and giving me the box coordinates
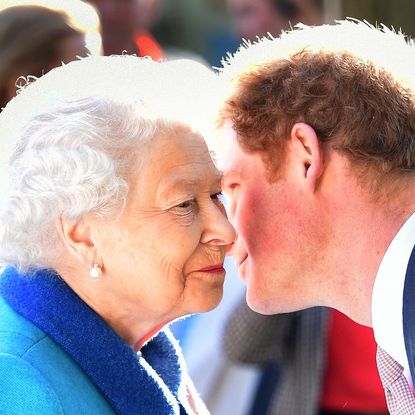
[0,55,219,271]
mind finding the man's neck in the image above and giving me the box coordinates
[322,189,415,326]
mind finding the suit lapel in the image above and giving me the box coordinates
[403,244,415,383]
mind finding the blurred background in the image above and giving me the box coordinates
[151,0,415,66]
[2,0,415,102]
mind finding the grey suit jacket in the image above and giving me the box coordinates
[223,303,329,415]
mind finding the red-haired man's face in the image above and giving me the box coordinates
[219,124,324,314]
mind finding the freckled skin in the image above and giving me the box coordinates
[90,126,235,332]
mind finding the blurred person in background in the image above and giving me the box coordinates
[226,0,323,41]
[0,0,100,110]
[84,0,164,60]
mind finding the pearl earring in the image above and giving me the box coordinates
[90,263,102,279]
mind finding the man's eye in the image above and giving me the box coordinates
[224,182,238,192]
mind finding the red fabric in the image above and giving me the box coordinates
[134,31,164,61]
[319,309,388,412]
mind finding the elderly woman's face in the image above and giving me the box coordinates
[91,127,235,322]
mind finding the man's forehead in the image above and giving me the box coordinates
[216,123,247,174]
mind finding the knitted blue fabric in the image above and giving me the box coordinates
[0,267,189,415]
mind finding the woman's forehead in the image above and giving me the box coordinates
[148,127,210,162]
[156,170,222,198]
[128,128,221,199]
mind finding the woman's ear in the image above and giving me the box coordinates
[55,216,96,267]
[290,122,324,192]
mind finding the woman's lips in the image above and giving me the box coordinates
[196,264,225,273]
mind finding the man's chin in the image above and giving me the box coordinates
[245,290,281,315]
[246,290,314,315]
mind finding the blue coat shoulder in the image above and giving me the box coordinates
[0,296,115,414]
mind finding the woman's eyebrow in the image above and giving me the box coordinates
[155,176,202,203]
[157,173,224,200]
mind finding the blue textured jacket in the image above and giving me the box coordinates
[0,268,194,414]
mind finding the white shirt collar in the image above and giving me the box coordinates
[372,211,415,377]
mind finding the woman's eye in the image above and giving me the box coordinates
[177,200,193,209]
[176,199,198,212]
[170,199,197,222]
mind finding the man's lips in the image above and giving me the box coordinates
[196,264,225,273]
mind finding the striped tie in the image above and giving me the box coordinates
[377,346,415,414]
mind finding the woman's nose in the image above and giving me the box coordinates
[200,203,236,246]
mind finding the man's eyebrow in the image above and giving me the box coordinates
[220,169,239,180]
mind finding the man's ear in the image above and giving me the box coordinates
[55,216,96,268]
[290,122,324,192]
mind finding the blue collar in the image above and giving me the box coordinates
[0,267,187,415]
